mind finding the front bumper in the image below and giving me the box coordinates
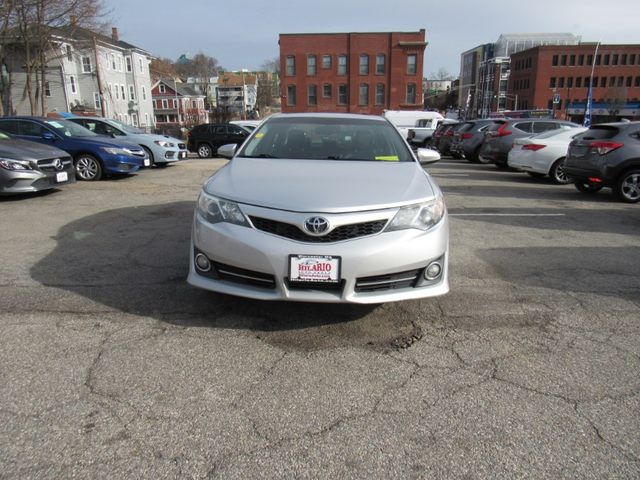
[101,153,148,174]
[0,167,76,195]
[188,211,449,304]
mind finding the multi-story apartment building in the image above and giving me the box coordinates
[458,44,493,117]
[5,26,155,129]
[509,44,640,122]
[216,71,258,117]
[151,79,207,128]
[279,31,427,115]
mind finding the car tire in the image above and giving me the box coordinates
[550,158,573,184]
[574,181,603,194]
[478,152,491,164]
[75,154,103,181]
[614,169,640,203]
[197,143,212,158]
[527,172,546,179]
[141,146,155,166]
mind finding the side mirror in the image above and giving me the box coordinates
[42,131,56,140]
[416,148,441,165]
[217,143,237,159]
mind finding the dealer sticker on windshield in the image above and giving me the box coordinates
[289,255,341,284]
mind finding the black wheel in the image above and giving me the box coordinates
[197,143,212,158]
[614,169,640,203]
[75,154,103,181]
[550,158,573,185]
[527,172,546,179]
[575,181,603,194]
[141,146,155,166]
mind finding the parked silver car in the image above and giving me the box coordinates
[188,113,449,303]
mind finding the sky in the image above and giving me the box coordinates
[106,0,640,78]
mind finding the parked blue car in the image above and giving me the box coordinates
[0,117,150,181]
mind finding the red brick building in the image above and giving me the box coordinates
[509,44,640,121]
[279,31,427,115]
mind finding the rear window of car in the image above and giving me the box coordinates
[577,126,620,141]
[513,122,533,133]
[459,122,475,132]
[486,121,507,132]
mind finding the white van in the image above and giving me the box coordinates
[382,110,444,140]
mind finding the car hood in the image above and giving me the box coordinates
[205,158,438,213]
[0,138,70,160]
[122,133,185,145]
[66,136,143,150]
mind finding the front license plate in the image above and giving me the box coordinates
[144,159,151,166]
[179,151,187,159]
[289,255,341,284]
[55,172,68,183]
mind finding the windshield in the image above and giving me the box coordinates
[238,116,414,162]
[105,119,144,134]
[44,119,97,137]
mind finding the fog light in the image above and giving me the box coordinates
[425,262,442,280]
[195,253,211,272]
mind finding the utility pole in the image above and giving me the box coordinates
[93,36,106,117]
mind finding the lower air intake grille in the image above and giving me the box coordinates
[355,269,422,293]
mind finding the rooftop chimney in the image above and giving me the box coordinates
[111,27,119,41]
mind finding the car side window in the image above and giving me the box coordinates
[532,122,557,133]
[21,121,48,137]
[228,126,246,136]
[0,120,21,134]
[214,126,225,134]
[514,122,532,133]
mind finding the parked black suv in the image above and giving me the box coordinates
[450,119,501,163]
[480,119,579,168]
[187,123,250,158]
[564,122,640,203]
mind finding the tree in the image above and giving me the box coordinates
[604,85,627,121]
[429,67,454,81]
[261,57,279,75]
[149,57,177,83]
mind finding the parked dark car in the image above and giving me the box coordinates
[0,130,76,195]
[187,123,251,158]
[0,117,149,181]
[433,122,462,157]
[480,119,579,168]
[450,119,501,163]
[564,121,640,203]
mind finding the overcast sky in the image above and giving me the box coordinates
[107,0,639,77]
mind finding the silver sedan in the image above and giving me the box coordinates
[188,113,449,303]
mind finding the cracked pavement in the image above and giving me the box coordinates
[1,158,639,479]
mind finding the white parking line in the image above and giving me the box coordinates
[431,173,470,177]
[450,213,566,217]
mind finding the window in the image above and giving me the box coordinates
[66,45,72,61]
[287,85,296,105]
[117,56,122,72]
[286,56,295,76]
[604,54,610,65]
[576,77,582,88]
[621,54,627,65]
[595,54,601,65]
[552,55,558,66]
[407,54,417,74]
[120,84,125,100]
[338,55,347,75]
[323,84,332,98]
[617,76,624,87]
[630,54,636,65]
[635,77,640,87]
[161,99,168,109]
[132,113,138,127]
[307,85,317,105]
[307,55,316,75]
[129,85,135,100]
[111,53,116,70]
[587,54,593,65]
[359,83,368,105]
[612,54,619,65]
[567,77,573,88]
[115,86,120,100]
[609,76,615,87]
[578,54,584,66]
[159,84,166,93]
[593,77,599,88]
[81,56,91,73]
[376,54,385,75]
[359,55,369,75]
[549,77,556,88]
[322,55,331,69]
[94,92,101,109]
[145,113,149,127]
[44,82,51,97]
[406,83,416,104]
[141,86,147,100]
[558,77,565,88]
[139,58,144,73]
[560,55,567,66]
[338,84,347,104]
[126,56,132,72]
[627,76,633,87]
[69,75,77,94]
[375,83,384,105]
[569,55,575,66]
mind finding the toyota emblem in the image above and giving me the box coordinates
[304,216,330,236]
[53,158,64,171]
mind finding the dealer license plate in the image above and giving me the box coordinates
[179,151,187,159]
[144,159,151,166]
[289,255,341,284]
[55,172,68,183]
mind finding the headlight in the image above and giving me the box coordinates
[102,147,132,156]
[154,140,174,148]
[197,191,249,227]
[0,158,32,171]
[386,195,446,232]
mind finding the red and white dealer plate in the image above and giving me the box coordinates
[289,255,341,284]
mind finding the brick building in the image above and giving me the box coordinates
[278,31,427,115]
[509,44,640,122]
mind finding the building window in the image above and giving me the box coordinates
[69,75,77,94]
[612,54,619,65]
[549,77,556,88]
[621,54,628,65]
[630,54,636,65]
[322,55,331,69]
[569,55,575,66]
[359,83,368,105]
[609,76,615,87]
[287,85,296,106]
[595,54,601,65]
[139,58,144,73]
[376,54,385,75]
[567,77,573,88]
[141,86,147,100]
[159,84,166,93]
[552,55,558,66]
[162,99,168,109]
[94,92,101,109]
[66,45,72,61]
[126,56,132,72]
[145,113,149,127]
[635,76,640,87]
[120,84,125,100]
[558,77,565,88]
[129,85,135,100]
[323,84,332,98]
[307,85,317,105]
[407,54,417,74]
[307,55,316,75]
[375,83,384,105]
[560,55,567,66]
[627,76,633,87]
[359,55,369,75]
[338,84,347,104]
[132,113,138,127]
[578,54,584,66]
[617,76,624,87]
[117,56,123,72]
[82,56,91,73]
[587,54,593,65]
[406,83,416,104]
[286,56,295,76]
[44,82,51,97]
[338,55,347,75]
[111,53,116,70]
[575,77,582,88]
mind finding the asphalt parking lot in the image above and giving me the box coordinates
[1,156,639,479]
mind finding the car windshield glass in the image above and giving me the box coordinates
[238,116,414,162]
[105,119,144,134]
[44,119,97,137]
[532,126,579,140]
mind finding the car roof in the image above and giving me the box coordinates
[268,112,389,124]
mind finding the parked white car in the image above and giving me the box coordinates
[507,127,587,184]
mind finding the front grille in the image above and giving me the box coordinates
[249,216,387,243]
[37,157,72,172]
[212,261,276,289]
[286,278,345,293]
[355,269,422,293]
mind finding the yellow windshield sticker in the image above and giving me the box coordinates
[255,132,265,138]
[375,155,399,161]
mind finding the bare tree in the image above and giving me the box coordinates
[149,57,177,83]
[604,85,627,121]
[261,57,279,75]
[429,67,454,81]
[0,1,16,115]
